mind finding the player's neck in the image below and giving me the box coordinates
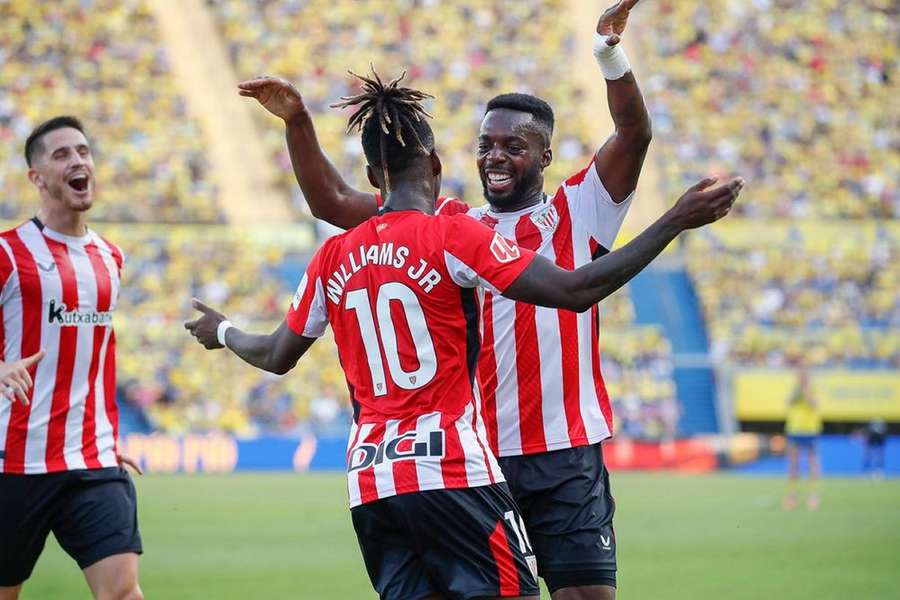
[36,205,88,237]
[380,179,436,215]
[488,184,545,214]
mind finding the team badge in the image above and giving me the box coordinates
[530,204,559,233]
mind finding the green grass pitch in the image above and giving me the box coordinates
[24,472,900,599]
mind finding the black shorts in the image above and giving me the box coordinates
[351,483,540,600]
[0,467,142,586]
[499,443,616,593]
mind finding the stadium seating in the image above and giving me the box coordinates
[209,0,598,217]
[0,0,222,223]
[633,0,898,219]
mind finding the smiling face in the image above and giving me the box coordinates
[27,127,96,213]
[476,108,552,212]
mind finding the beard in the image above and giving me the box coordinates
[47,180,94,212]
[481,161,543,210]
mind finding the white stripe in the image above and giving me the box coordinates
[18,227,58,472]
[373,420,398,498]
[413,412,444,493]
[61,247,96,470]
[455,403,480,486]
[0,249,23,472]
[576,310,609,441]
[346,421,373,507]
[94,329,118,467]
[469,384,503,483]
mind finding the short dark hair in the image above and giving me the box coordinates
[24,115,86,167]
[485,93,554,146]
[333,68,435,176]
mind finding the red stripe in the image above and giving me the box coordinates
[80,244,113,469]
[3,233,42,473]
[102,330,119,454]
[98,236,123,273]
[512,217,546,452]
[551,192,588,443]
[44,238,79,472]
[357,423,383,504]
[470,400,495,484]
[0,246,12,291]
[440,412,467,488]
[488,519,521,596]
[391,416,420,493]
[591,305,614,432]
[478,293,500,454]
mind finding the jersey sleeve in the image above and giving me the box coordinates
[442,215,536,293]
[560,159,633,251]
[285,249,329,338]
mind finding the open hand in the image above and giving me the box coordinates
[597,0,642,45]
[238,76,307,122]
[0,350,45,405]
[184,298,227,350]
[117,452,144,475]
[670,177,744,230]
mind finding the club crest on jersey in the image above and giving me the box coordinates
[489,232,521,264]
[348,430,445,473]
[47,299,113,326]
[530,204,559,233]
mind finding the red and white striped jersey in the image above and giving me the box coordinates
[0,218,123,474]
[434,161,633,456]
[286,210,535,507]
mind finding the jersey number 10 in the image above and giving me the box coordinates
[346,283,438,396]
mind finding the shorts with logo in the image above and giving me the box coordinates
[351,483,540,600]
[0,467,142,586]
[499,443,616,592]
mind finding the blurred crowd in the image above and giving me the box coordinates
[209,0,598,218]
[634,0,899,219]
[0,0,222,223]
[686,225,899,368]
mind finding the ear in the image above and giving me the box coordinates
[27,168,45,190]
[430,150,442,177]
[540,147,553,170]
[366,165,381,190]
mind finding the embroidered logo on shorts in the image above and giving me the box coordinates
[526,555,539,581]
[600,534,612,550]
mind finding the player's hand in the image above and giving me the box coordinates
[596,0,642,45]
[669,177,744,230]
[117,452,144,476]
[0,350,45,405]
[238,76,307,122]
[184,298,228,350]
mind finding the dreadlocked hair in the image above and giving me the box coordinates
[332,67,435,188]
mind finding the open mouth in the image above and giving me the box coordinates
[67,173,89,193]
[485,171,513,193]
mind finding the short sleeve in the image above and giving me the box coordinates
[442,215,535,293]
[285,250,329,338]
[561,159,633,251]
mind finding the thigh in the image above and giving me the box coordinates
[51,468,143,571]
[501,445,617,593]
[351,500,439,600]
[0,473,63,587]
[399,484,540,600]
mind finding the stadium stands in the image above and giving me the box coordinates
[209,0,598,218]
[0,0,222,223]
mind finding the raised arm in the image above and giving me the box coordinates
[592,0,652,203]
[184,299,314,375]
[505,177,743,311]
[238,77,377,229]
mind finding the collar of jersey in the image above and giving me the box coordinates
[31,217,92,245]
[484,193,550,220]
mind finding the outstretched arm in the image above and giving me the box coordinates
[592,0,652,203]
[505,177,743,311]
[184,299,315,375]
[239,77,377,229]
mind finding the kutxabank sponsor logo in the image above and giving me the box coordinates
[47,299,113,326]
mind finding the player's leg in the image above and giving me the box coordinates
[350,498,444,600]
[806,442,821,510]
[50,468,143,600]
[499,444,617,600]
[83,553,142,600]
[0,473,62,596]
[783,441,799,509]
[395,485,540,600]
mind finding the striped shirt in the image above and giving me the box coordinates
[0,218,123,474]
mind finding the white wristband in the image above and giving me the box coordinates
[592,32,631,80]
[217,320,234,347]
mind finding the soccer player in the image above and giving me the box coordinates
[784,367,823,511]
[0,117,143,600]
[189,69,741,599]
[239,2,652,597]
